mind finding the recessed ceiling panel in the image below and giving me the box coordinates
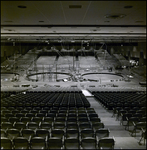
[1,1,146,42]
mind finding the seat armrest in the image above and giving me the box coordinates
[80,145,83,149]
[120,113,123,117]
[61,145,65,149]
[141,128,145,133]
[126,117,129,121]
[132,121,136,126]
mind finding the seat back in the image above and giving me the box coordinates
[48,137,63,149]
[81,137,97,149]
[30,137,46,149]
[32,117,43,123]
[98,137,115,149]
[78,117,89,123]
[1,117,8,122]
[55,117,66,122]
[96,128,110,140]
[68,113,77,117]
[1,137,12,149]
[40,122,52,130]
[79,122,92,130]
[20,117,32,124]
[13,137,29,149]
[64,138,80,149]
[1,129,6,137]
[90,117,101,123]
[78,113,87,118]
[27,122,39,130]
[53,122,65,130]
[36,129,50,140]
[1,122,13,130]
[14,122,26,130]
[9,117,20,123]
[66,122,79,130]
[21,129,35,141]
[67,117,77,122]
[136,122,146,129]
[92,122,104,131]
[7,129,20,140]
[81,129,95,139]
[51,129,64,139]
[89,113,98,118]
[66,129,79,139]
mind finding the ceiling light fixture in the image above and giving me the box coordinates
[18,5,27,8]
[69,5,82,9]
[104,14,126,19]
[124,5,133,9]
[5,29,15,32]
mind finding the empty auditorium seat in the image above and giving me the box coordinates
[131,122,146,137]
[21,129,35,141]
[40,122,52,131]
[26,122,40,130]
[30,137,46,149]
[1,137,13,149]
[125,117,140,130]
[1,129,6,137]
[1,122,13,130]
[20,117,32,124]
[51,129,64,140]
[80,128,95,140]
[98,137,115,149]
[138,128,146,145]
[95,128,110,140]
[9,117,20,124]
[81,137,97,149]
[48,137,63,149]
[66,122,79,130]
[13,137,29,149]
[64,137,80,149]
[36,129,50,141]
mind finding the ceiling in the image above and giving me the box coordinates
[1,1,146,43]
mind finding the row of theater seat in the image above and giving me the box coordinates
[30,87,82,93]
[1,92,12,98]
[1,92,90,108]
[1,127,111,141]
[1,92,116,149]
[1,135,115,149]
[92,91,146,145]
[1,107,104,132]
[92,91,146,110]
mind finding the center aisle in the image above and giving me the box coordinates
[85,96,146,149]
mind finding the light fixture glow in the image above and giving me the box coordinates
[105,14,126,19]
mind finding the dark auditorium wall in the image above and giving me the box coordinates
[1,42,146,64]
[1,45,33,63]
[107,42,146,61]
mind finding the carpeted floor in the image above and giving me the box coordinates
[86,96,146,149]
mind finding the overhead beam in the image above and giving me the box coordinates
[1,24,146,28]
